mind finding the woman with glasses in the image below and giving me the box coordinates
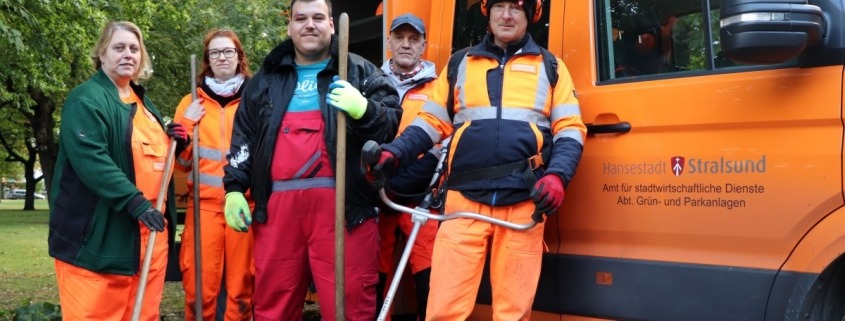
[172,28,254,321]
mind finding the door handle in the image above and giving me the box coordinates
[586,122,631,135]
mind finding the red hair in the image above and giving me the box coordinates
[198,29,251,85]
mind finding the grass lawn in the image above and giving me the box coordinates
[0,199,185,320]
[0,200,324,321]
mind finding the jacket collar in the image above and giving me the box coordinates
[469,33,541,59]
[262,35,340,73]
[91,69,146,105]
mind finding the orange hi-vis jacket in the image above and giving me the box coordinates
[174,88,252,209]
[398,82,435,133]
[380,60,442,197]
[383,35,586,206]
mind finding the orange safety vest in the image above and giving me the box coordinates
[174,88,253,210]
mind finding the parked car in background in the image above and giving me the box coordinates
[6,189,45,200]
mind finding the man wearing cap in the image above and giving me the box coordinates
[363,0,585,320]
[374,13,439,321]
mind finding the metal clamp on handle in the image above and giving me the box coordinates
[378,189,538,231]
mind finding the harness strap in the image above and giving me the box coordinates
[447,153,544,188]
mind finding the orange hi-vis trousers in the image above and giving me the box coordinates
[426,191,545,321]
[378,208,438,275]
[180,207,254,321]
[54,223,168,321]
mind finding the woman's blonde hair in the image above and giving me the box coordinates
[90,21,153,81]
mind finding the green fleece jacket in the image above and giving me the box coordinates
[48,69,176,276]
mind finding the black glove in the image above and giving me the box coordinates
[134,207,165,232]
[166,122,190,154]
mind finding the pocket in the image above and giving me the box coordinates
[140,142,167,172]
[272,116,329,180]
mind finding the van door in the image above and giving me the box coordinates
[550,0,845,320]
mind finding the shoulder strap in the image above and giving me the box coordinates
[446,47,471,122]
[540,48,559,89]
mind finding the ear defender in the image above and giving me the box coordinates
[481,0,544,23]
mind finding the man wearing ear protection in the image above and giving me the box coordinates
[362,0,586,319]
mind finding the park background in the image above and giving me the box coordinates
[1,1,292,320]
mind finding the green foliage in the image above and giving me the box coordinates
[12,302,60,321]
[138,0,290,115]
[0,1,291,208]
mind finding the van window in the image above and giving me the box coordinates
[451,0,551,53]
[596,0,744,81]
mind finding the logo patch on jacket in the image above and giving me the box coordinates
[511,64,538,74]
[407,93,429,101]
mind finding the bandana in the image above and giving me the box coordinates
[389,60,424,82]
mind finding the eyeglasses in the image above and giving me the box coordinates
[490,3,525,16]
[209,48,237,59]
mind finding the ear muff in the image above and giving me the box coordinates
[480,0,543,23]
[635,33,656,51]
[634,25,659,53]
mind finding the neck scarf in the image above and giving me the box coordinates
[389,60,424,82]
[205,74,245,97]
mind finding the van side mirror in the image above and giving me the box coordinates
[719,0,823,64]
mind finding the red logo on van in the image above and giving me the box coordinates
[671,156,685,176]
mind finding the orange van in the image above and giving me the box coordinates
[352,0,845,320]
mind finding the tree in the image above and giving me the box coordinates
[0,0,29,51]
[1,0,290,209]
[0,0,107,209]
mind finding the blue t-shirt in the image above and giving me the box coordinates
[288,59,330,112]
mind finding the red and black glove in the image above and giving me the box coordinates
[530,174,565,222]
[361,140,398,189]
[166,122,190,154]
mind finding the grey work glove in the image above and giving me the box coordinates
[134,207,165,232]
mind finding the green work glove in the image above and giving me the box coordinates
[326,75,367,120]
[224,192,252,232]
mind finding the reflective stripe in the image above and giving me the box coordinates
[272,177,336,192]
[198,146,223,161]
[187,173,223,187]
[454,57,469,116]
[554,128,585,145]
[532,60,552,113]
[421,100,452,124]
[292,151,321,180]
[454,107,550,127]
[176,157,192,168]
[409,118,443,144]
[551,103,581,122]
